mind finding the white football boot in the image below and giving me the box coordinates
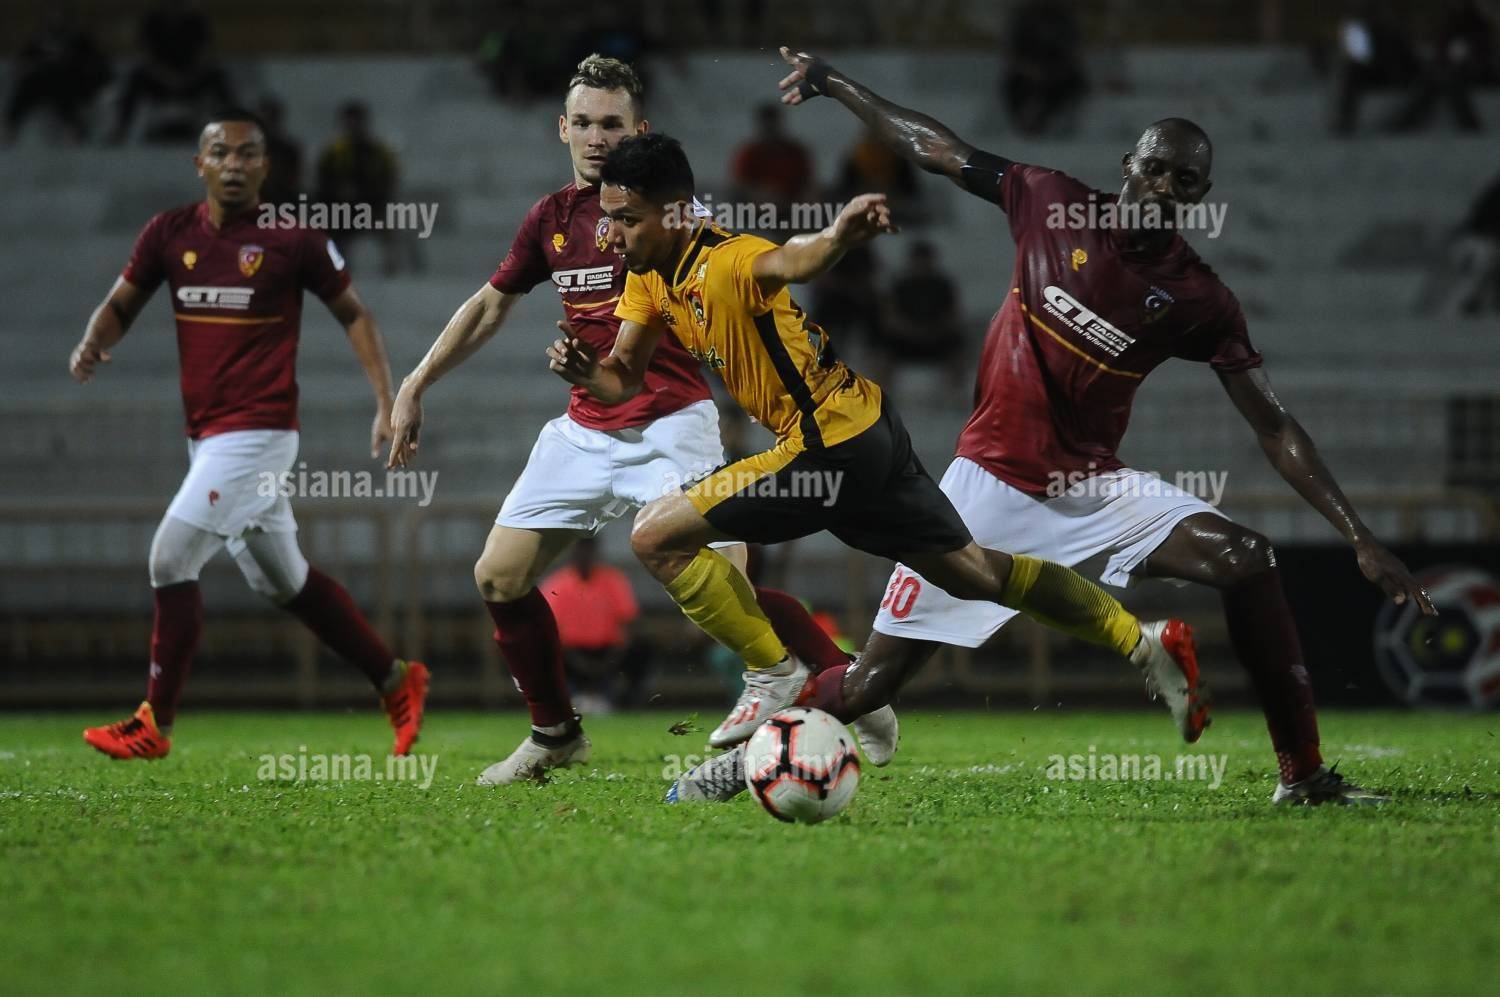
[1129,619,1212,743]
[1272,764,1387,806]
[665,745,748,803]
[475,731,591,786]
[852,706,899,767]
[708,657,811,748]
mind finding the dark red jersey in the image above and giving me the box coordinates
[954,161,1261,495]
[122,202,350,439]
[490,182,711,430]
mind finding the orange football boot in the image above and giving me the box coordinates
[83,701,172,760]
[382,660,430,756]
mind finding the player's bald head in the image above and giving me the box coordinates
[1134,118,1212,177]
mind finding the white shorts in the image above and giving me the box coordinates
[497,399,725,535]
[872,457,1222,648]
[164,429,299,538]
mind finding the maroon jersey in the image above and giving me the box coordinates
[122,202,350,439]
[954,161,1261,494]
[490,181,711,430]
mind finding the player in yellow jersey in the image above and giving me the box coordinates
[548,133,1206,752]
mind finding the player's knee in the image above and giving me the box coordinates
[628,515,669,566]
[149,547,202,588]
[1215,529,1276,586]
[473,553,534,603]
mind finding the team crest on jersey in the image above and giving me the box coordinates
[687,289,706,327]
[553,233,567,253]
[595,218,611,252]
[1141,286,1176,325]
[182,250,197,270]
[238,244,265,277]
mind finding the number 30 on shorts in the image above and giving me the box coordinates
[881,568,922,619]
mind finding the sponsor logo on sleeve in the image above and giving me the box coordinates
[326,239,346,271]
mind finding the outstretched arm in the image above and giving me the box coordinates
[776,46,999,186]
[70,277,152,383]
[750,192,896,298]
[548,318,662,406]
[325,285,397,459]
[388,283,522,467]
[1219,367,1435,613]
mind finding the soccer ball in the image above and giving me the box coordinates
[1374,566,1500,709]
[742,707,861,823]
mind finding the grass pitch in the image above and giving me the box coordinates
[3,709,1497,995]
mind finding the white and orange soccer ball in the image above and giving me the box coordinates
[742,707,861,823]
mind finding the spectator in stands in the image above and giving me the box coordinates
[1002,0,1088,137]
[316,102,415,275]
[1330,0,1422,135]
[730,103,814,228]
[2,10,112,145]
[1421,167,1500,315]
[837,128,925,224]
[1388,0,1494,133]
[538,538,645,715]
[871,241,965,399]
[256,96,303,209]
[108,2,234,144]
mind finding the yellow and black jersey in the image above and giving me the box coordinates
[616,224,882,452]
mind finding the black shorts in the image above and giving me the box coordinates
[684,400,972,561]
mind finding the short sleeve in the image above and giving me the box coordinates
[121,214,168,291]
[298,229,352,301]
[488,199,551,293]
[1175,289,1263,373]
[615,271,662,327]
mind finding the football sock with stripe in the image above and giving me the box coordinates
[999,554,1142,658]
[665,549,788,671]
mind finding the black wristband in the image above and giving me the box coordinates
[795,57,833,100]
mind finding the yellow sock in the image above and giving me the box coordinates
[663,549,787,670]
[1000,555,1141,657]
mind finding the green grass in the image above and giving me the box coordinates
[4,709,1498,995]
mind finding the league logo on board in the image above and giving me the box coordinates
[595,218,610,252]
[238,244,265,277]
[182,250,198,270]
[553,233,567,253]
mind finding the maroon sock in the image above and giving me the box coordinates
[1221,567,1323,782]
[146,581,203,729]
[486,589,574,729]
[801,663,859,724]
[281,567,395,688]
[754,587,849,674]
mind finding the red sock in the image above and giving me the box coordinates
[486,589,574,728]
[1221,567,1323,782]
[146,581,203,730]
[281,567,395,688]
[801,663,858,724]
[754,587,849,674]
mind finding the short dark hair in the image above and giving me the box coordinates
[567,53,645,117]
[204,107,268,136]
[601,133,694,204]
